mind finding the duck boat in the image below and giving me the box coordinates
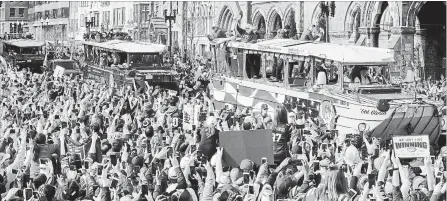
[209,38,442,144]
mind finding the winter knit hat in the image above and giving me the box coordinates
[240,159,254,171]
[131,156,144,167]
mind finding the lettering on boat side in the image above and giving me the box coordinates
[360,109,387,116]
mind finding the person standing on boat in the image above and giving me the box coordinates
[353,67,372,85]
[255,104,273,129]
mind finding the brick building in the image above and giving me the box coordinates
[0,1,29,37]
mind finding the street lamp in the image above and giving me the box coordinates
[41,18,49,42]
[164,1,177,58]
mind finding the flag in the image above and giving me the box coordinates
[133,78,147,94]
[120,97,138,118]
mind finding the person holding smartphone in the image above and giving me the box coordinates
[198,116,219,159]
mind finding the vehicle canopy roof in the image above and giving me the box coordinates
[83,40,166,54]
[226,39,394,65]
[4,39,45,48]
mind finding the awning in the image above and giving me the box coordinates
[83,40,166,53]
[370,104,441,145]
[227,39,395,65]
[4,39,45,47]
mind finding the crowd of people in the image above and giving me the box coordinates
[0,55,446,201]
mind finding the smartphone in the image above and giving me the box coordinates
[412,167,422,175]
[32,192,39,199]
[110,155,117,166]
[54,115,60,119]
[368,174,376,188]
[248,185,254,195]
[84,161,89,169]
[431,156,435,165]
[133,165,140,173]
[261,157,267,164]
[175,152,181,163]
[361,163,368,174]
[111,178,119,189]
[342,164,348,173]
[24,188,33,201]
[321,143,328,150]
[39,158,47,164]
[190,145,197,153]
[197,150,202,161]
[250,170,255,180]
[97,165,103,175]
[374,148,380,157]
[10,129,15,134]
[201,156,208,165]
[141,184,148,195]
[243,172,250,184]
[190,166,196,175]
[12,169,18,174]
[385,139,391,150]
[102,158,110,164]
[348,189,357,198]
[361,147,368,159]
[313,161,320,171]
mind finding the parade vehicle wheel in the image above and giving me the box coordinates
[377,99,390,112]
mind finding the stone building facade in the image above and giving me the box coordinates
[28,1,70,42]
[0,1,29,36]
[212,1,446,80]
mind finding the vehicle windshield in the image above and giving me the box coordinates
[3,45,42,55]
[129,53,162,67]
[343,65,390,85]
[21,47,42,55]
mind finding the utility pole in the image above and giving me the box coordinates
[164,1,177,58]
[182,1,187,63]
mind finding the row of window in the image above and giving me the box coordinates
[80,1,89,7]
[79,7,125,28]
[9,8,25,18]
[187,17,213,36]
[133,4,157,23]
[29,7,69,21]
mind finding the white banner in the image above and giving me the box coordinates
[393,135,430,158]
[53,65,65,78]
[183,104,193,131]
[193,105,201,127]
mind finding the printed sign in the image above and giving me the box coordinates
[219,129,274,167]
[183,104,194,131]
[393,135,430,158]
[53,65,65,78]
[193,105,201,127]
